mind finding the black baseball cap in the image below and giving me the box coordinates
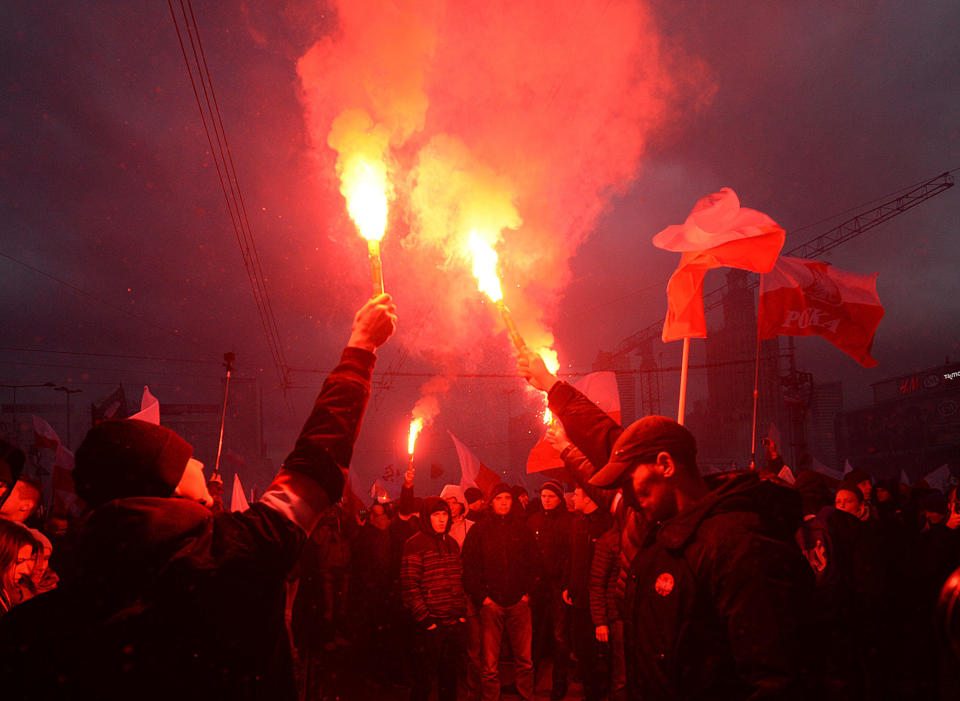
[589,416,696,489]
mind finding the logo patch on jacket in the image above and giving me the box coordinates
[654,572,674,597]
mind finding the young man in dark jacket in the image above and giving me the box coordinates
[0,294,397,701]
[401,496,468,701]
[519,349,816,701]
[462,483,540,701]
[526,478,573,700]
[564,486,613,701]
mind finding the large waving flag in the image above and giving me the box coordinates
[449,431,500,497]
[527,371,621,474]
[655,188,785,342]
[759,257,884,367]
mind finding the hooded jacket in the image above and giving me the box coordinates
[0,346,375,701]
[439,483,473,547]
[400,497,468,626]
[624,472,814,701]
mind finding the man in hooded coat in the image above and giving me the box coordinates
[401,496,469,701]
[0,294,397,701]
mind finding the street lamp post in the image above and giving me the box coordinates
[53,386,82,448]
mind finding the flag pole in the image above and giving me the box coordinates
[677,337,690,425]
[214,352,235,477]
[749,289,763,470]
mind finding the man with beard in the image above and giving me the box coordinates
[518,349,816,701]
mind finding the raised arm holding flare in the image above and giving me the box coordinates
[0,294,397,701]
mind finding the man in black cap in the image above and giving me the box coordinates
[0,294,397,701]
[518,349,816,701]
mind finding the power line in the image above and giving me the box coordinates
[167,0,289,389]
[0,347,220,365]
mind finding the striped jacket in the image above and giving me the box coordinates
[400,498,468,626]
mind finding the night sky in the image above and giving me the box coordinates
[2,1,958,496]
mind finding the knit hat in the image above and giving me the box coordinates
[590,416,696,489]
[75,419,193,507]
[540,480,564,500]
[836,481,863,501]
[510,485,528,499]
[846,469,871,486]
[794,469,831,516]
[464,487,484,504]
[488,482,513,501]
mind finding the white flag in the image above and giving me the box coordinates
[777,465,796,485]
[129,386,160,425]
[231,473,249,512]
[924,464,953,493]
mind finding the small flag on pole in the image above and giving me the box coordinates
[231,473,250,512]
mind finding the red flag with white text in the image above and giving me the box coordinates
[759,257,884,367]
[654,188,785,342]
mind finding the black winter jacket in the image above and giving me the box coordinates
[462,510,539,607]
[527,505,572,587]
[566,508,613,609]
[624,472,814,701]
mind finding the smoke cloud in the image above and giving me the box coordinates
[297,0,711,417]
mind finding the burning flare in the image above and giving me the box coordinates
[468,231,503,302]
[408,417,424,456]
[342,158,388,244]
[538,349,560,424]
[327,109,391,296]
[342,157,388,295]
[468,231,526,350]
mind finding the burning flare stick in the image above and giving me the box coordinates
[341,158,388,296]
[468,231,527,351]
[407,418,424,469]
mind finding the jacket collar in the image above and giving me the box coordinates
[656,472,787,550]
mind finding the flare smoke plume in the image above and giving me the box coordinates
[297,0,710,417]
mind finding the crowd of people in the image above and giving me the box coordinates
[0,296,958,701]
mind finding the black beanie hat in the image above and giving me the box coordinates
[540,480,564,500]
[75,419,193,507]
[489,482,512,501]
[464,487,484,504]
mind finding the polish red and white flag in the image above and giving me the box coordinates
[449,431,500,497]
[655,188,785,342]
[759,257,884,367]
[527,371,621,474]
